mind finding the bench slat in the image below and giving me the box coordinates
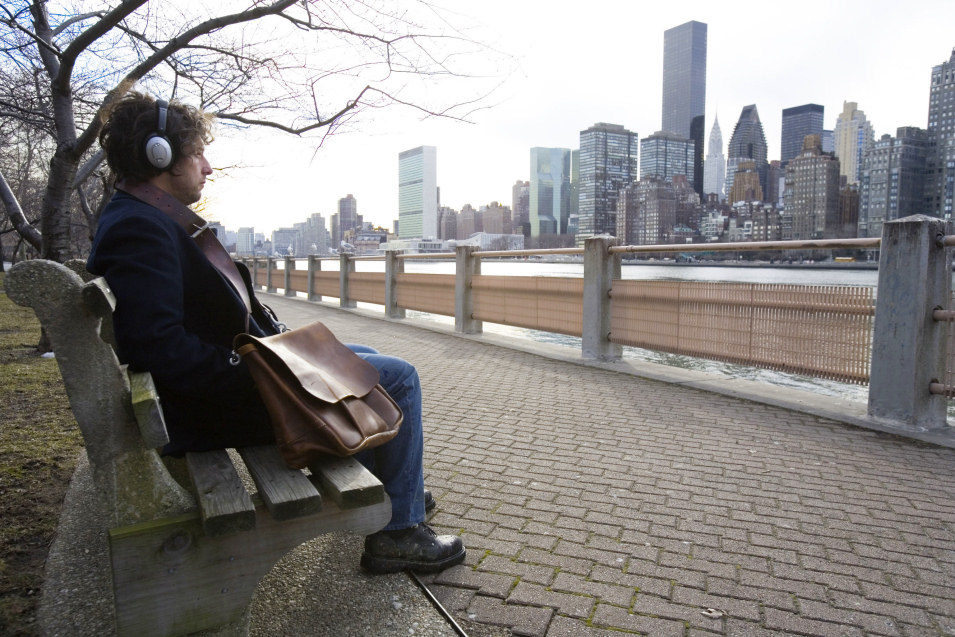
[127,370,170,448]
[185,450,256,536]
[238,445,323,520]
[308,456,385,509]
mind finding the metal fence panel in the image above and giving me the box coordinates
[348,272,386,305]
[396,273,455,316]
[471,275,584,337]
[313,271,339,299]
[288,269,307,294]
[610,280,874,383]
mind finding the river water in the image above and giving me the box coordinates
[345,259,884,405]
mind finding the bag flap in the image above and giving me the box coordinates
[234,322,380,402]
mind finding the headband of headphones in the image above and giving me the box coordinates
[144,99,173,170]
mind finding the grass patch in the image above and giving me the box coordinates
[0,272,83,636]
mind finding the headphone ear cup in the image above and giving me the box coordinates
[145,134,173,169]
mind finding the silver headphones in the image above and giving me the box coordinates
[144,99,173,169]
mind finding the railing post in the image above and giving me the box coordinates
[266,257,276,293]
[582,235,621,361]
[868,214,950,431]
[284,256,294,296]
[385,250,405,319]
[340,253,356,308]
[455,246,482,334]
[250,258,259,290]
[307,255,321,302]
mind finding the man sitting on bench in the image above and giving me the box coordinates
[86,91,465,574]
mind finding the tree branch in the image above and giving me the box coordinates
[53,11,105,37]
[55,0,149,94]
[215,85,370,134]
[74,0,298,155]
[73,149,104,187]
[0,168,42,250]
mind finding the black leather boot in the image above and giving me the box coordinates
[361,524,465,574]
[424,489,436,513]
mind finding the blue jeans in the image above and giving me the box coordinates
[347,345,425,531]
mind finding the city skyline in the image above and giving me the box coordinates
[202,0,954,233]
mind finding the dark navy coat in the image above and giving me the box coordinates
[88,191,277,454]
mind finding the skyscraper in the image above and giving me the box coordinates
[703,116,725,198]
[859,127,930,237]
[926,48,955,220]
[511,180,530,236]
[724,105,768,200]
[639,131,695,182]
[662,20,707,197]
[783,135,841,240]
[616,177,675,246]
[398,146,438,240]
[781,104,824,166]
[577,123,640,243]
[338,194,359,237]
[833,101,875,186]
[529,148,571,237]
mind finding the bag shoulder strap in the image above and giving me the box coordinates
[116,180,251,330]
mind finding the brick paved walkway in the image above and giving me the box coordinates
[268,295,955,637]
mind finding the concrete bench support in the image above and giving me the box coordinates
[868,214,951,431]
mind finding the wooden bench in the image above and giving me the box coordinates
[5,259,392,636]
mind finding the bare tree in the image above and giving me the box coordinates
[1,0,497,262]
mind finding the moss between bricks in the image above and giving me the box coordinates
[0,273,83,636]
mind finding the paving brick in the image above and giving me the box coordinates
[554,539,628,569]
[489,526,559,551]
[671,585,761,622]
[704,577,797,611]
[723,619,781,636]
[589,564,672,597]
[544,615,624,637]
[763,607,866,636]
[591,603,687,636]
[507,581,594,619]
[427,584,476,612]
[434,565,515,599]
[797,598,903,636]
[659,551,738,579]
[770,562,861,593]
[826,590,935,627]
[466,594,554,637]
[478,554,556,586]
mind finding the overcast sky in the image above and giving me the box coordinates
[201,0,955,234]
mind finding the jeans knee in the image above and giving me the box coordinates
[366,354,419,399]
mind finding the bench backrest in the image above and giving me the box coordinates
[5,259,194,527]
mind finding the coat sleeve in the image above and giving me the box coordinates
[89,213,256,401]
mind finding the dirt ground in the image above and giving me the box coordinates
[0,275,83,636]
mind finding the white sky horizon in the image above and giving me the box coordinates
[200,0,955,235]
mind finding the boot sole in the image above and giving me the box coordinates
[360,546,466,575]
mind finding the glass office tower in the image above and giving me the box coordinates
[662,20,707,196]
[398,146,438,239]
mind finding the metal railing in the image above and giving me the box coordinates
[240,218,953,434]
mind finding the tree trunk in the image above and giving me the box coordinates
[40,148,80,263]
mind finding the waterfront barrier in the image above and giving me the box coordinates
[241,214,952,438]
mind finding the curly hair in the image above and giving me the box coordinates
[99,91,213,183]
